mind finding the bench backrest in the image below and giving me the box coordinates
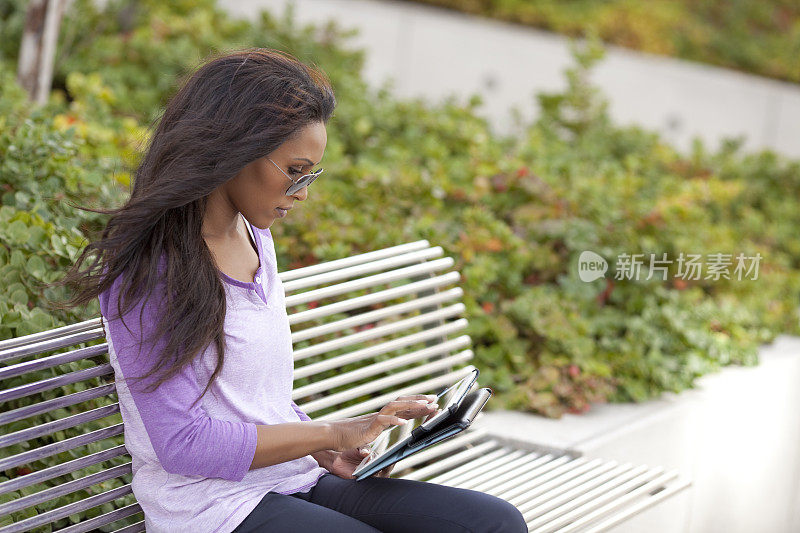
[0,239,475,532]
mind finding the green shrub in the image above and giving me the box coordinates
[2,0,799,420]
[3,0,800,526]
[3,11,800,529]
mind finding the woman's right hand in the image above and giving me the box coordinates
[329,394,439,452]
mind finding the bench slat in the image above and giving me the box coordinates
[0,318,102,353]
[294,336,472,397]
[294,333,470,381]
[282,246,445,293]
[284,257,455,306]
[470,453,567,494]
[0,343,108,381]
[0,462,132,518]
[497,457,599,503]
[0,483,134,533]
[0,403,120,449]
[517,462,641,518]
[111,520,147,533]
[0,383,116,426]
[434,448,534,486]
[286,271,460,323]
[0,445,130,497]
[55,503,144,533]
[296,355,474,413]
[526,466,666,532]
[292,305,465,362]
[290,288,462,343]
[0,327,105,364]
[279,240,431,282]
[395,438,498,479]
[0,424,124,472]
[575,476,691,533]
[312,367,477,421]
[0,363,113,404]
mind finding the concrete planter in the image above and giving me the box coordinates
[479,335,800,532]
[221,0,800,158]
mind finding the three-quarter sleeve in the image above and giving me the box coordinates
[291,400,312,422]
[100,275,258,482]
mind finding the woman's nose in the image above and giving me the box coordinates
[291,186,309,201]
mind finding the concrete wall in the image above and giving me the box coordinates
[220,0,800,158]
[478,335,800,532]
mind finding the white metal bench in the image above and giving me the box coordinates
[0,239,690,532]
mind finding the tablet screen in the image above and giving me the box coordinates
[418,372,478,430]
[353,369,478,476]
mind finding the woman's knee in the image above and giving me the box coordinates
[488,496,527,532]
[461,490,527,532]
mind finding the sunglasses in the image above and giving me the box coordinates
[267,157,324,195]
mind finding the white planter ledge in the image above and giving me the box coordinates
[479,334,800,533]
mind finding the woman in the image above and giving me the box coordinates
[55,48,527,532]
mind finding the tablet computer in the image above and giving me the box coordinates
[352,368,479,478]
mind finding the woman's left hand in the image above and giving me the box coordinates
[327,447,394,479]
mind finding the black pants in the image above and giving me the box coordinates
[232,472,528,532]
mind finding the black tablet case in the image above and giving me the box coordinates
[354,387,493,481]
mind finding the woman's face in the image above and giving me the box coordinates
[225,121,327,229]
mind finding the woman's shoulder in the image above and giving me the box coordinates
[98,254,169,321]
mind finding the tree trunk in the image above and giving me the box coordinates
[17,0,68,105]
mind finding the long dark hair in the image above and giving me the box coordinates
[48,48,336,408]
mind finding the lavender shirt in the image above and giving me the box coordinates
[99,217,327,533]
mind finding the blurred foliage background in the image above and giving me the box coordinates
[5,1,800,528]
[401,0,800,84]
[1,0,799,425]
